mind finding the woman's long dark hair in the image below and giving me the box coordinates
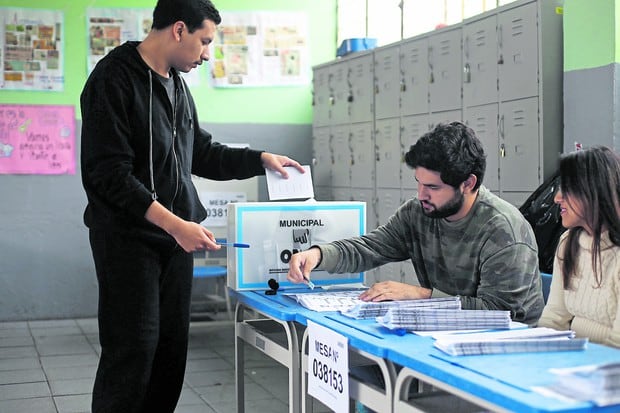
[558,146,620,289]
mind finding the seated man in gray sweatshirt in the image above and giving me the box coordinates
[287,121,544,325]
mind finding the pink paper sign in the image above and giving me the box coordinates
[0,104,76,175]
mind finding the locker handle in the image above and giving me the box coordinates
[400,79,406,92]
[500,144,506,158]
[329,95,335,106]
[463,63,471,83]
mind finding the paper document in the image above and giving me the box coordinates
[266,165,314,200]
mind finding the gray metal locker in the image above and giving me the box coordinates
[311,126,332,188]
[312,64,331,127]
[330,124,351,188]
[400,114,429,190]
[499,97,539,193]
[428,27,462,112]
[350,188,376,232]
[329,63,350,124]
[428,110,462,130]
[400,36,429,116]
[463,13,498,107]
[374,117,401,189]
[498,1,538,101]
[349,122,374,189]
[464,104,500,192]
[374,44,401,120]
[331,187,351,202]
[313,186,332,201]
[376,188,402,224]
[349,52,375,123]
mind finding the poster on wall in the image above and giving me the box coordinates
[210,11,309,87]
[86,7,202,86]
[0,8,64,91]
[86,8,151,73]
[0,104,76,175]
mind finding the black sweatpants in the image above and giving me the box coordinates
[89,230,193,413]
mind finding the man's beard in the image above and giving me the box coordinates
[421,189,464,219]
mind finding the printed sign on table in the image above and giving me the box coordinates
[307,320,349,412]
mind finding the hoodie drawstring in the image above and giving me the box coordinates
[148,70,158,201]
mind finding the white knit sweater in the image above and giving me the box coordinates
[538,230,620,348]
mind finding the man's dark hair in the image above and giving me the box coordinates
[152,0,222,32]
[404,121,486,190]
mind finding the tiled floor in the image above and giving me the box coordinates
[0,317,293,413]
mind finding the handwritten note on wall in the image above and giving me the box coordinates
[0,104,75,174]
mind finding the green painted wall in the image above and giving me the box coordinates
[0,0,337,124]
[563,0,616,71]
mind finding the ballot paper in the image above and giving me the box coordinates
[433,327,587,356]
[534,361,620,406]
[376,308,512,331]
[266,165,314,200]
[341,297,461,319]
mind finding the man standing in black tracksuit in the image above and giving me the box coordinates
[80,1,304,411]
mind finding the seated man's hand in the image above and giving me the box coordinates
[287,247,321,284]
[359,281,432,302]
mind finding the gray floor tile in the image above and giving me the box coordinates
[0,357,41,371]
[0,322,28,330]
[0,381,51,400]
[185,357,233,373]
[48,378,94,396]
[0,345,38,359]
[174,404,217,413]
[0,368,46,385]
[31,326,83,337]
[29,320,76,328]
[44,365,97,381]
[177,387,205,406]
[40,354,99,370]
[35,335,94,356]
[0,327,30,338]
[0,396,57,413]
[0,336,34,347]
[184,369,235,387]
[54,394,91,413]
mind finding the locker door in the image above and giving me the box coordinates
[499,97,539,192]
[312,65,331,127]
[400,37,429,116]
[376,188,402,225]
[464,104,499,192]
[463,14,498,107]
[349,122,374,189]
[311,126,332,187]
[400,114,429,190]
[330,63,350,124]
[428,110,462,130]
[330,124,351,188]
[374,45,401,120]
[351,188,376,232]
[428,28,462,112]
[332,187,351,202]
[375,118,401,189]
[349,53,374,123]
[313,186,332,201]
[498,2,538,101]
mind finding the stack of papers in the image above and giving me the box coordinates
[535,362,620,406]
[377,308,512,331]
[433,327,588,356]
[341,297,461,319]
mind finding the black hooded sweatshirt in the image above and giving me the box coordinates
[80,41,264,243]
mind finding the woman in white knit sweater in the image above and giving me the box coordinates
[537,146,620,347]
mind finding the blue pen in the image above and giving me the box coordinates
[217,242,250,248]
